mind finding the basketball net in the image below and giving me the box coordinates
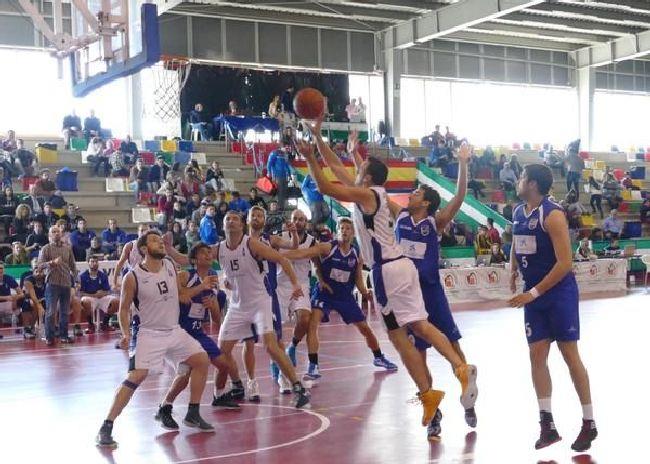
[149,57,191,123]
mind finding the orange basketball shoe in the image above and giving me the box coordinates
[454,364,478,409]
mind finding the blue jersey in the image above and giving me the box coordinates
[513,197,575,289]
[260,232,278,293]
[79,270,110,295]
[395,210,440,285]
[319,240,359,296]
[179,269,225,333]
[0,274,18,296]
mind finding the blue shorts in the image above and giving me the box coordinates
[191,331,222,359]
[410,280,461,352]
[244,292,282,343]
[312,289,365,325]
[524,277,580,344]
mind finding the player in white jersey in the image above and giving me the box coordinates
[217,211,310,408]
[113,223,151,290]
[96,231,217,448]
[276,209,316,367]
[296,118,477,431]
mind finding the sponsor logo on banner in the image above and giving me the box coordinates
[466,272,477,286]
[607,262,617,276]
[488,271,499,284]
[444,274,456,289]
[590,264,598,276]
[528,218,538,230]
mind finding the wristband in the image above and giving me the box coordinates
[528,287,540,299]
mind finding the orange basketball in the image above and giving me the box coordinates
[293,88,325,119]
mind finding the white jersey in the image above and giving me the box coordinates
[352,186,403,267]
[127,239,143,269]
[218,235,270,313]
[276,232,316,288]
[130,258,180,330]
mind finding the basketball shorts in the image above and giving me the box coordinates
[410,280,461,351]
[129,326,204,374]
[83,295,117,313]
[277,282,312,320]
[219,298,274,342]
[243,292,283,343]
[190,331,222,359]
[524,277,580,344]
[312,289,365,325]
[371,257,428,330]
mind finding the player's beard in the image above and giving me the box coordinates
[149,249,166,259]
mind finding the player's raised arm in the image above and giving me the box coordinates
[354,259,371,298]
[281,242,331,261]
[270,222,299,250]
[305,118,356,187]
[113,241,132,288]
[436,142,470,230]
[295,139,375,213]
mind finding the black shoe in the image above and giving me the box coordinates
[211,392,241,410]
[229,384,245,401]
[45,338,55,346]
[571,419,597,452]
[292,383,310,409]
[60,336,75,344]
[23,328,36,340]
[427,409,443,441]
[73,324,84,337]
[535,412,562,450]
[465,407,477,428]
[154,404,179,430]
[96,422,117,448]
[183,412,214,431]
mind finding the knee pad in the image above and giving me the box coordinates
[122,379,140,390]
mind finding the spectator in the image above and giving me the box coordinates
[486,218,501,244]
[55,219,72,245]
[268,95,281,118]
[502,202,514,222]
[248,187,267,210]
[5,241,29,265]
[91,140,112,177]
[205,161,224,193]
[497,154,507,173]
[501,224,513,256]
[229,100,240,116]
[189,103,211,141]
[78,256,118,333]
[86,236,110,261]
[604,237,621,256]
[33,202,59,231]
[1,129,17,152]
[575,238,595,261]
[84,109,101,140]
[70,218,96,262]
[565,190,586,230]
[440,222,458,247]
[228,191,250,215]
[38,225,78,345]
[474,226,492,256]
[157,189,176,226]
[345,98,360,122]
[565,149,584,199]
[588,176,604,219]
[621,171,638,191]
[119,135,139,164]
[467,174,486,199]
[34,169,57,198]
[602,209,624,239]
[199,204,218,245]
[191,201,208,226]
[185,220,200,250]
[444,126,457,148]
[186,193,202,219]
[429,139,451,169]
[25,220,48,257]
[0,161,12,189]
[0,186,19,234]
[109,149,129,177]
[148,155,170,191]
[543,146,566,177]
[172,201,186,222]
[129,158,148,200]
[62,111,82,149]
[357,97,367,123]
[499,162,518,191]
[509,154,522,179]
[21,258,45,339]
[265,200,284,235]
[641,197,650,224]
[214,201,228,239]
[61,204,83,232]
[267,145,291,211]
[14,139,37,177]
[86,136,104,157]
[0,262,23,335]
[101,218,127,255]
[180,169,201,200]
[488,243,507,265]
[12,204,33,243]
[281,85,295,113]
[171,222,188,254]
[301,174,329,226]
[603,172,622,210]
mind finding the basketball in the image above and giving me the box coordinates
[293,87,325,119]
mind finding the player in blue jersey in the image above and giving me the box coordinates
[154,242,241,430]
[508,164,597,452]
[395,143,477,440]
[295,119,477,432]
[280,217,397,382]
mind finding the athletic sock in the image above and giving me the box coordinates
[308,353,318,365]
[582,404,594,421]
[538,397,552,414]
[292,337,300,347]
[372,349,383,359]
[188,403,199,415]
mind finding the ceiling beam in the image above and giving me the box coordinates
[576,28,650,67]
[495,12,644,36]
[554,0,650,15]
[445,30,579,51]
[528,3,650,27]
[472,22,615,45]
[383,0,545,50]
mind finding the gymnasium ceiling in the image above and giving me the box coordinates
[162,0,650,66]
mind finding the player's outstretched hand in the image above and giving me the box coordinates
[290,284,304,301]
[304,115,324,136]
[508,292,534,308]
[347,130,359,155]
[295,138,316,160]
[457,141,471,163]
[201,275,219,290]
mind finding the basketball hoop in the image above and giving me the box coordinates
[150,55,192,122]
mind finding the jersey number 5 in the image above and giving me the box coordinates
[230,260,239,271]
[157,281,169,295]
[521,256,528,269]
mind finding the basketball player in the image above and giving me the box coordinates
[296,129,476,429]
[277,209,316,368]
[394,144,477,440]
[281,217,398,381]
[508,164,597,451]
[155,242,240,430]
[113,223,151,289]
[96,231,216,448]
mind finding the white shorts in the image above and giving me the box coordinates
[371,258,428,329]
[276,282,311,320]
[0,301,13,315]
[219,300,274,341]
[83,295,117,313]
[130,326,203,374]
